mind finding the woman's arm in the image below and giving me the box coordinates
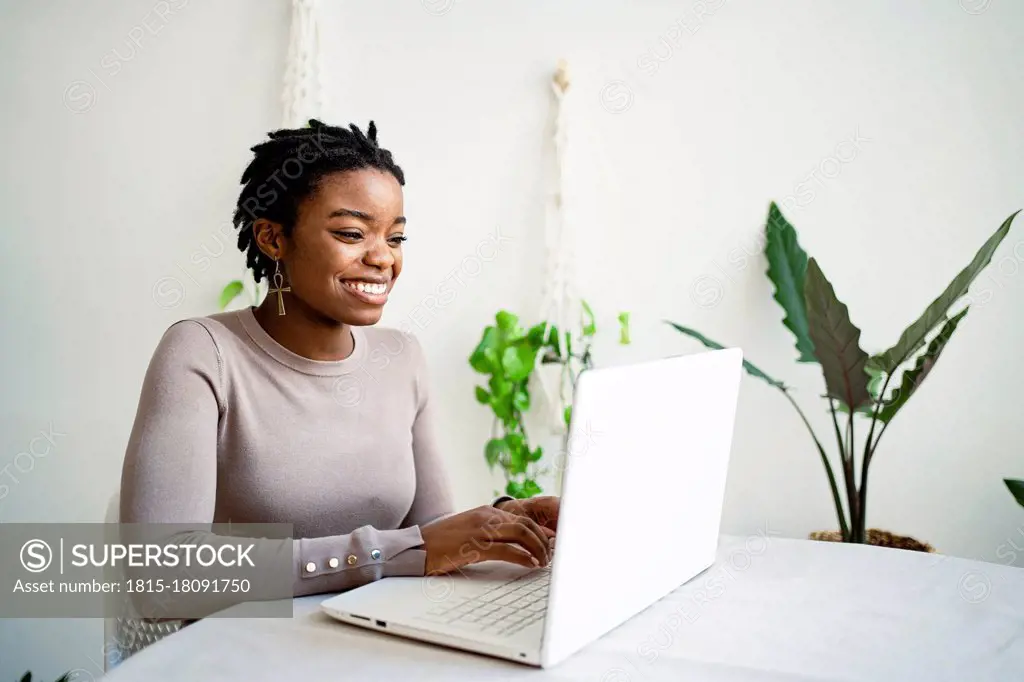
[118,321,435,618]
[397,332,456,529]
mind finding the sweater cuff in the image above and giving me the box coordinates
[295,524,425,581]
[492,495,515,508]
[383,547,428,577]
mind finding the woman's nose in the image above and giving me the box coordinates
[362,235,394,268]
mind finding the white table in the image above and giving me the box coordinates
[100,535,1024,681]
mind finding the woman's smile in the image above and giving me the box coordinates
[340,277,391,305]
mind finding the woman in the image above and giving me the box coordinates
[119,119,559,606]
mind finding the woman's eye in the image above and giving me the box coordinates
[333,231,362,240]
[389,235,408,245]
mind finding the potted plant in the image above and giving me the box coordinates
[469,304,630,498]
[667,202,1019,550]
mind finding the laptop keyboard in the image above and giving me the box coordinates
[417,567,551,637]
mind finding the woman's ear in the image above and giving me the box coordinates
[253,218,286,261]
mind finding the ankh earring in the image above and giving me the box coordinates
[268,258,291,316]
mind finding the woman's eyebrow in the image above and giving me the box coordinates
[327,207,406,225]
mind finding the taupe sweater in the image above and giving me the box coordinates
[119,306,456,609]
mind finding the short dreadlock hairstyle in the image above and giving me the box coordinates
[232,118,405,283]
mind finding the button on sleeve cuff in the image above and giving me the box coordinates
[292,525,427,594]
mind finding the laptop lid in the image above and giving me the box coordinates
[538,348,743,667]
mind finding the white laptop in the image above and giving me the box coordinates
[320,347,743,668]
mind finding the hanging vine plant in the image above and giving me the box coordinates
[469,303,630,498]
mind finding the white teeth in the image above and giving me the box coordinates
[346,281,386,295]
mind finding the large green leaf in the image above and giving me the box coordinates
[765,202,817,363]
[1006,479,1024,508]
[870,210,1019,373]
[664,321,786,389]
[804,258,871,408]
[876,308,968,423]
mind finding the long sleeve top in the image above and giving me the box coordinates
[118,305,456,616]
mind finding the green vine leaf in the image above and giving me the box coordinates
[618,312,631,345]
[521,479,542,497]
[505,433,524,451]
[219,280,244,310]
[508,445,528,475]
[470,326,500,373]
[485,438,507,470]
[581,299,596,336]
[502,344,537,382]
[512,389,530,412]
[495,310,519,332]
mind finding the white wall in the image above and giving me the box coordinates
[2,0,1022,677]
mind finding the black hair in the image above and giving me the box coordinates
[232,118,405,283]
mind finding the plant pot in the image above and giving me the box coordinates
[809,529,937,553]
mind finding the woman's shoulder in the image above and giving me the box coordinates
[155,310,239,353]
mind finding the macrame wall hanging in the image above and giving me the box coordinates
[281,0,326,128]
[533,60,629,492]
[221,0,327,311]
[534,59,581,434]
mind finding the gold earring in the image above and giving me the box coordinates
[268,259,291,316]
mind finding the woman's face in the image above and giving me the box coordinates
[282,168,405,326]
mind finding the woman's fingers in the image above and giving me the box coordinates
[491,519,550,566]
[536,500,559,530]
[477,542,538,569]
[514,515,553,563]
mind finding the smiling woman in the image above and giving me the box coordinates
[232,119,409,334]
[116,119,559,656]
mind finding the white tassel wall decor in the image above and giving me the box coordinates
[534,59,625,492]
[281,0,326,127]
[534,60,578,434]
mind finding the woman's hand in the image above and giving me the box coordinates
[420,505,553,576]
[495,496,560,534]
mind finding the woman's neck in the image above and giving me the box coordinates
[251,298,356,362]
